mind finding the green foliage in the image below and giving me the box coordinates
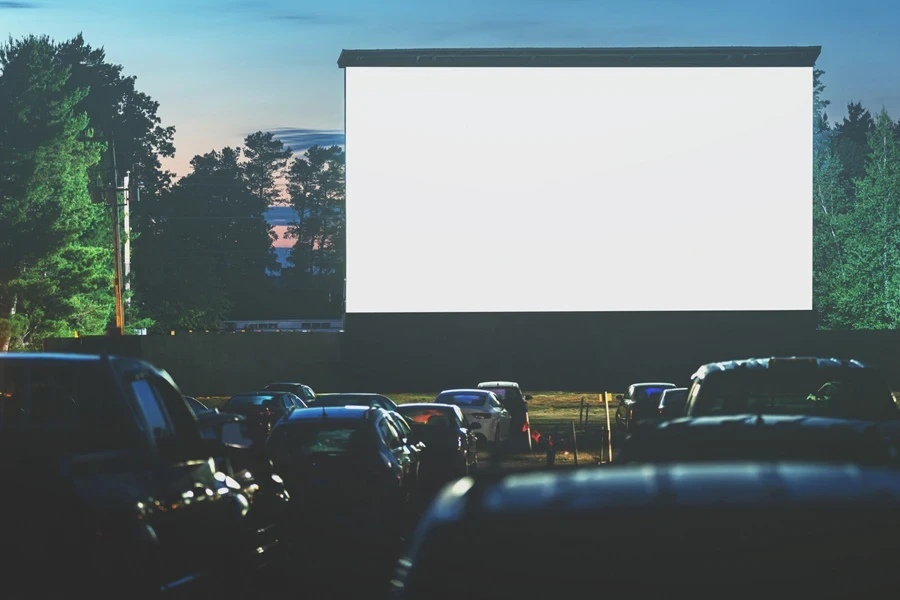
[0,34,109,349]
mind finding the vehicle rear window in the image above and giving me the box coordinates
[224,394,277,407]
[399,406,454,424]
[662,390,687,404]
[315,395,374,407]
[268,424,362,459]
[437,393,486,407]
[692,370,898,420]
[635,387,670,403]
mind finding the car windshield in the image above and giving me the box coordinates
[268,423,362,459]
[437,393,486,407]
[224,394,277,407]
[399,406,455,424]
[692,369,898,420]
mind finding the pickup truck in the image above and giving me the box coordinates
[0,353,292,599]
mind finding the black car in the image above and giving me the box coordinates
[389,463,900,599]
[266,406,418,518]
[262,382,317,404]
[618,414,897,466]
[0,353,290,599]
[657,387,688,419]
[684,357,900,423]
[313,392,399,411]
[221,392,307,440]
[615,382,676,431]
[397,403,478,482]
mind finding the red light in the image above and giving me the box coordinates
[522,422,529,432]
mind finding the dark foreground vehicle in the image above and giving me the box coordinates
[390,463,900,599]
[619,414,897,466]
[684,357,900,423]
[397,403,478,483]
[0,353,289,599]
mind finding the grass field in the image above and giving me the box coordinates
[197,391,626,467]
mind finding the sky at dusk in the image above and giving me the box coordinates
[3,0,900,252]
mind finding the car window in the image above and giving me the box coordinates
[268,424,361,460]
[436,393,486,407]
[302,386,315,400]
[225,394,276,407]
[131,375,175,441]
[378,418,401,447]
[489,394,503,409]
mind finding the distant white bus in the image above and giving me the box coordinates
[221,318,343,333]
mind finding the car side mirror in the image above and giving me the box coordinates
[616,394,624,401]
[220,421,254,449]
[468,421,482,430]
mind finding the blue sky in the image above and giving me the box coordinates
[3,0,899,182]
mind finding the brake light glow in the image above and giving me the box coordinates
[522,422,529,432]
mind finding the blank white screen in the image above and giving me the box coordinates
[345,66,812,313]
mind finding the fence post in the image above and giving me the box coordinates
[604,392,613,463]
[571,421,578,467]
[547,424,559,467]
[579,397,585,430]
[584,405,590,429]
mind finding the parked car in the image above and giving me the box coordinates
[266,406,419,518]
[618,414,897,466]
[434,389,511,444]
[389,463,900,599]
[614,382,676,431]
[384,410,427,471]
[397,403,478,482]
[262,382,317,404]
[684,357,900,423]
[0,353,289,599]
[476,381,532,450]
[221,391,307,440]
[657,387,688,419]
[314,392,399,411]
[184,395,213,415]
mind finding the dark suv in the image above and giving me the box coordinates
[684,357,900,422]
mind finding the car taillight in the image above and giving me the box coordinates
[472,413,492,419]
[522,422,529,432]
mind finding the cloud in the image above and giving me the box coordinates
[268,13,360,26]
[265,205,299,226]
[0,1,37,8]
[269,128,345,153]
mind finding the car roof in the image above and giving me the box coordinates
[265,382,305,386]
[283,406,378,422]
[631,382,677,388]
[421,463,900,524]
[691,357,873,380]
[638,414,882,435]
[660,387,688,394]
[477,381,519,388]
[230,391,287,396]
[318,392,386,397]
[438,389,490,395]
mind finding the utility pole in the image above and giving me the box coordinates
[110,135,125,335]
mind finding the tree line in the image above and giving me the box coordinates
[0,34,343,349]
[1,33,899,349]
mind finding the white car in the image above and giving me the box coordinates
[434,389,512,444]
